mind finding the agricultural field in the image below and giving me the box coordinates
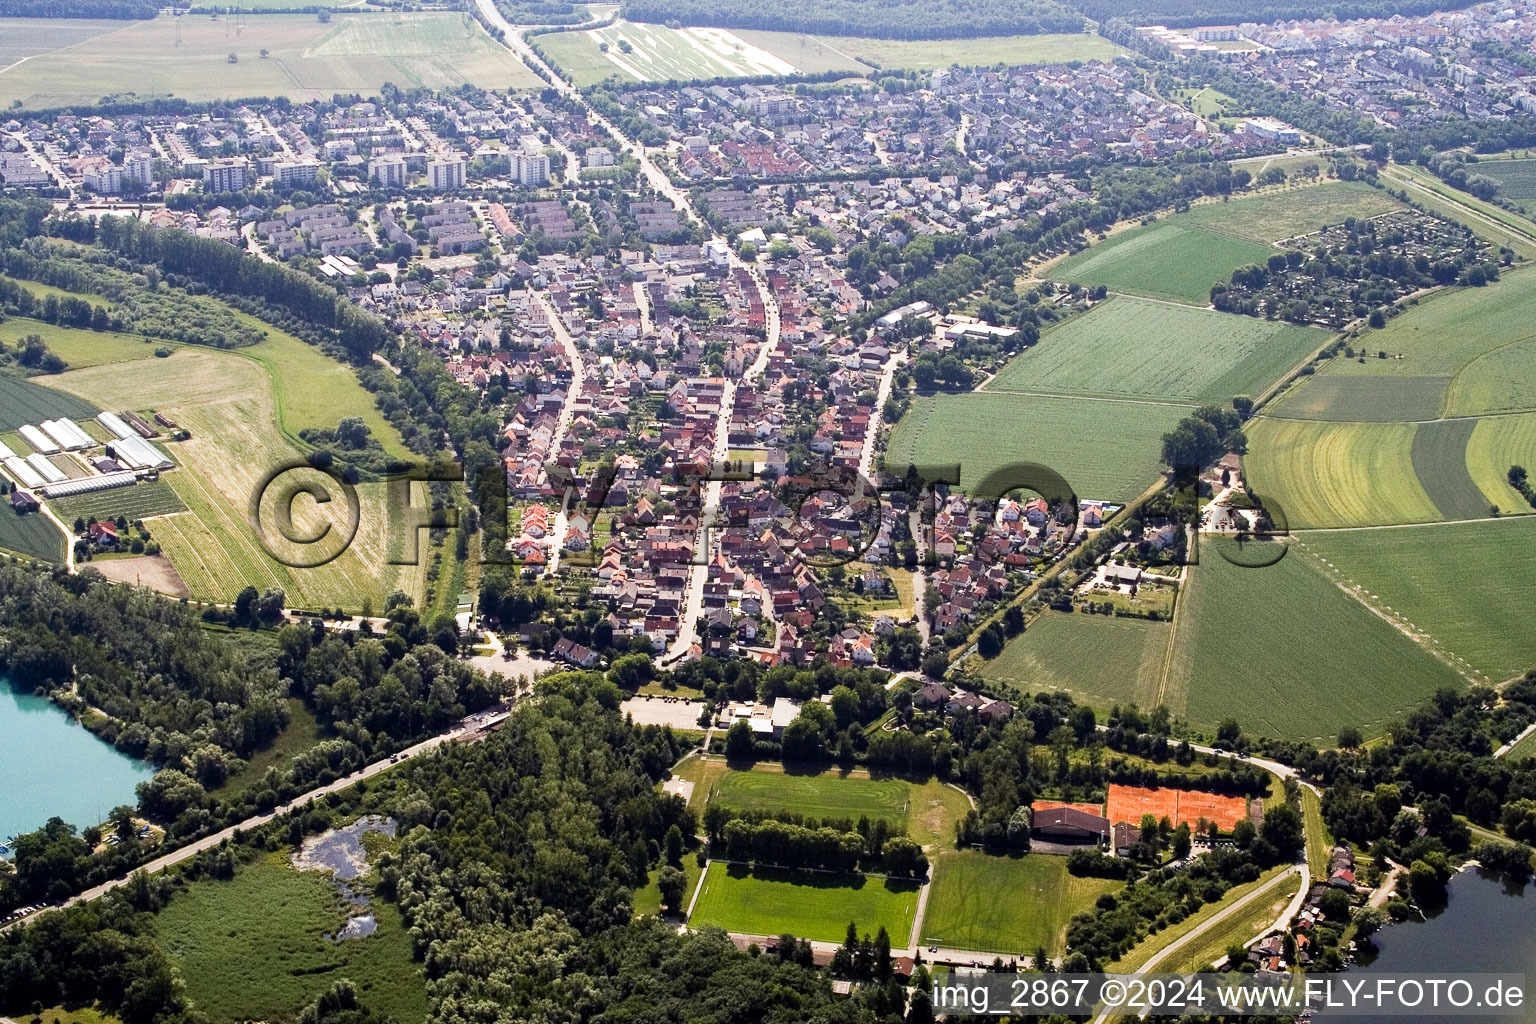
[688,862,921,944]
[42,317,426,611]
[49,479,188,524]
[0,318,166,373]
[0,13,538,109]
[886,391,1185,501]
[738,30,1127,71]
[1243,418,1442,529]
[986,296,1325,404]
[153,851,427,1024]
[0,375,99,432]
[0,506,66,562]
[0,16,132,64]
[1409,418,1488,521]
[1466,412,1536,513]
[1050,182,1404,304]
[1267,374,1449,422]
[1379,162,1536,259]
[1162,547,1464,742]
[1473,157,1536,201]
[1296,517,1536,682]
[920,851,1120,956]
[537,21,799,86]
[979,611,1169,713]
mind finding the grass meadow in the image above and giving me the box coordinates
[887,391,1184,501]
[42,308,427,611]
[537,22,799,86]
[0,13,537,108]
[741,30,1127,71]
[1163,548,1463,742]
[1050,181,1403,304]
[978,610,1169,713]
[152,851,427,1024]
[1467,412,1536,513]
[689,862,921,943]
[0,318,168,373]
[987,296,1324,404]
[1297,517,1536,682]
[920,850,1120,955]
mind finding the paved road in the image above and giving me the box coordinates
[1,708,510,933]
[531,288,588,575]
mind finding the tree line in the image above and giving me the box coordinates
[620,0,1082,40]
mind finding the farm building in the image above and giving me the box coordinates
[4,456,47,489]
[42,470,138,500]
[107,435,173,472]
[1030,806,1112,844]
[18,424,59,454]
[96,411,136,439]
[9,490,40,513]
[24,454,67,485]
[0,439,13,460]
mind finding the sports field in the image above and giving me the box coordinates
[1297,517,1536,682]
[689,862,920,944]
[739,30,1127,72]
[986,297,1324,404]
[1050,182,1403,305]
[1106,783,1247,831]
[537,21,799,86]
[920,851,1120,955]
[979,611,1169,712]
[887,391,1185,500]
[0,13,538,108]
[682,759,971,847]
[1162,548,1463,742]
[43,318,426,611]
[0,375,99,432]
[1475,157,1536,200]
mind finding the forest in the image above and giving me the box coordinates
[1075,0,1479,29]
[0,0,155,16]
[619,0,1083,40]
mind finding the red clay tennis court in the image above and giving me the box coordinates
[1033,800,1105,817]
[1106,784,1248,830]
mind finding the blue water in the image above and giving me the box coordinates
[1319,868,1536,1023]
[1,673,155,847]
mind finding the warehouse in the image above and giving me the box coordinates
[18,423,59,454]
[3,456,47,490]
[25,453,68,485]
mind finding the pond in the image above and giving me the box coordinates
[1319,867,1536,1023]
[1,673,154,852]
[292,815,397,942]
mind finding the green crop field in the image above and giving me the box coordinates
[920,851,1120,956]
[153,851,427,1024]
[1050,182,1404,304]
[1244,418,1441,529]
[739,30,1127,72]
[0,13,538,109]
[712,768,912,826]
[537,22,802,86]
[1380,163,1536,259]
[1049,222,1272,305]
[0,375,99,432]
[0,507,66,562]
[49,479,188,524]
[1475,158,1536,201]
[1410,418,1489,520]
[689,863,920,944]
[1268,374,1449,422]
[1467,412,1536,513]
[979,611,1169,713]
[0,16,130,63]
[987,297,1325,404]
[1297,518,1536,682]
[887,391,1185,501]
[1162,547,1463,742]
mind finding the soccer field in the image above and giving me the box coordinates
[0,13,538,108]
[689,863,920,944]
[987,297,1325,404]
[920,851,1120,956]
[713,769,912,826]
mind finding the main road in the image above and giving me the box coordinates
[530,288,588,575]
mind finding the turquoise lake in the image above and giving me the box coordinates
[1,673,154,846]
